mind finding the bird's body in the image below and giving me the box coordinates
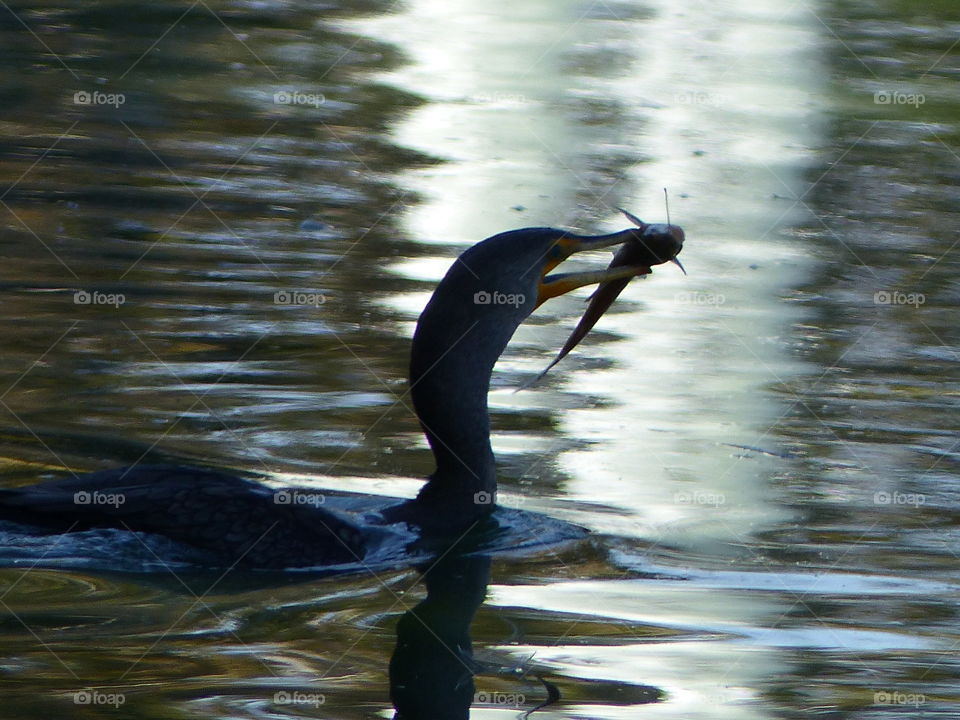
[0,220,683,570]
[0,465,372,567]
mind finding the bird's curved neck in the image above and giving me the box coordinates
[401,228,575,527]
[408,314,502,510]
[408,269,528,514]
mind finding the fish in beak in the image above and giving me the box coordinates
[530,209,685,386]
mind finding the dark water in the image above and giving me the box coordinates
[1,1,959,718]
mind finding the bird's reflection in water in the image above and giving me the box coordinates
[390,548,561,719]
[387,543,666,718]
[390,551,490,719]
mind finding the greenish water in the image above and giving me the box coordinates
[1,1,959,718]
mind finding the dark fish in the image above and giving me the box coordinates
[530,209,685,385]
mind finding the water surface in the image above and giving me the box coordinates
[1,1,959,718]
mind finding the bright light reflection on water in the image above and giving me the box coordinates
[361,0,820,556]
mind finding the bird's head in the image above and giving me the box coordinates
[419,218,684,338]
[410,216,685,414]
[535,222,684,307]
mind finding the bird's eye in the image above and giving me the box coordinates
[551,244,563,257]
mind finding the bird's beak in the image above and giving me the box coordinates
[526,220,685,386]
[536,233,658,307]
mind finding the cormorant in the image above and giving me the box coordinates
[0,218,683,569]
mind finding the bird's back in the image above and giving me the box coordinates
[0,465,368,568]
